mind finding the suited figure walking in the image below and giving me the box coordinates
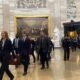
[13,34,22,68]
[37,32,50,69]
[48,39,54,61]
[62,36,70,61]
[20,32,31,75]
[13,34,21,55]
[0,31,14,80]
[30,39,36,63]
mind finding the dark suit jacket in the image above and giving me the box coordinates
[0,39,14,62]
[37,35,50,53]
[13,38,22,54]
[48,40,54,53]
[20,38,31,55]
[30,40,35,52]
[62,38,70,50]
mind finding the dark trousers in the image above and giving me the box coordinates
[30,50,36,63]
[48,48,52,61]
[64,48,70,61]
[37,53,40,61]
[0,61,14,80]
[21,54,29,73]
[48,47,53,60]
[15,48,20,68]
[40,51,49,68]
[14,48,19,54]
[48,52,51,61]
[71,46,76,52]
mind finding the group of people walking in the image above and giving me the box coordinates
[62,36,70,61]
[0,31,54,80]
[0,30,79,80]
[62,35,80,61]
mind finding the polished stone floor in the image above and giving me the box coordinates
[2,48,80,80]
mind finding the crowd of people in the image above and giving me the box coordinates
[0,31,54,80]
[62,35,80,61]
[0,30,79,80]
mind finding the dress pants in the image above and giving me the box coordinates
[0,60,14,80]
[37,52,40,61]
[64,48,70,61]
[21,54,29,73]
[40,51,49,68]
[30,50,36,63]
[48,48,52,61]
[15,48,20,68]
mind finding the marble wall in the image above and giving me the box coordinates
[0,0,80,47]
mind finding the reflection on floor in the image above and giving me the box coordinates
[2,49,80,80]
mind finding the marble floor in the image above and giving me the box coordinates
[2,48,80,80]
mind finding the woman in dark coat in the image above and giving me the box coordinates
[0,31,14,80]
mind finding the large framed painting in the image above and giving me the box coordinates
[14,16,51,38]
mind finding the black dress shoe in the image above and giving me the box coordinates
[10,77,14,80]
[67,59,69,61]
[15,65,18,68]
[34,60,36,63]
[40,67,45,70]
[47,66,49,69]
[64,59,66,61]
[23,72,27,76]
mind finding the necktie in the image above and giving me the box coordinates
[15,39,18,48]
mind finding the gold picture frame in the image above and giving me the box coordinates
[14,15,51,38]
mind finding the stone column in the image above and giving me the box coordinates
[53,0,61,47]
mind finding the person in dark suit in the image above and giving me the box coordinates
[71,39,77,52]
[0,31,14,80]
[13,34,20,55]
[48,39,54,61]
[30,39,36,63]
[20,32,31,76]
[35,37,40,61]
[13,34,22,68]
[37,32,50,69]
[62,36,70,61]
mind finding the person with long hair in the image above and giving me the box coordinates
[0,31,14,80]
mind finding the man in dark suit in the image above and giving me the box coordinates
[30,39,36,63]
[37,32,50,69]
[13,34,20,55]
[35,37,41,61]
[13,34,22,68]
[62,36,70,61]
[20,32,31,75]
[0,31,14,80]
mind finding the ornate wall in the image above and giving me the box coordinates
[0,0,80,47]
